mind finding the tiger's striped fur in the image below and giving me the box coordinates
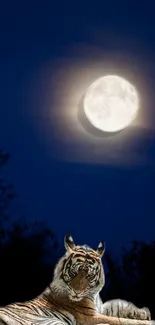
[0,235,151,325]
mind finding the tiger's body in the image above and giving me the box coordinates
[0,235,151,325]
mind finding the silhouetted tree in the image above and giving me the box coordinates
[0,149,59,305]
[0,149,15,223]
[103,240,155,319]
[101,251,125,302]
[121,240,155,317]
[0,218,59,305]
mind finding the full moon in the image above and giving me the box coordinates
[83,75,139,133]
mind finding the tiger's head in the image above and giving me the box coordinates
[53,234,105,301]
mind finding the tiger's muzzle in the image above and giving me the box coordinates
[68,268,89,301]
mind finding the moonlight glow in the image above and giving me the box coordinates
[84,75,139,133]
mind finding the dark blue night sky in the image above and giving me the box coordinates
[1,1,155,254]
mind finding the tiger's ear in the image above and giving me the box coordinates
[64,234,76,252]
[96,241,105,257]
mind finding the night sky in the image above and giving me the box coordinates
[1,1,155,254]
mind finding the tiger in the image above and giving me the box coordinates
[0,234,151,325]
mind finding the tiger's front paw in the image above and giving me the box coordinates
[140,307,151,320]
[128,306,151,320]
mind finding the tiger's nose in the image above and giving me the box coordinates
[73,288,87,295]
